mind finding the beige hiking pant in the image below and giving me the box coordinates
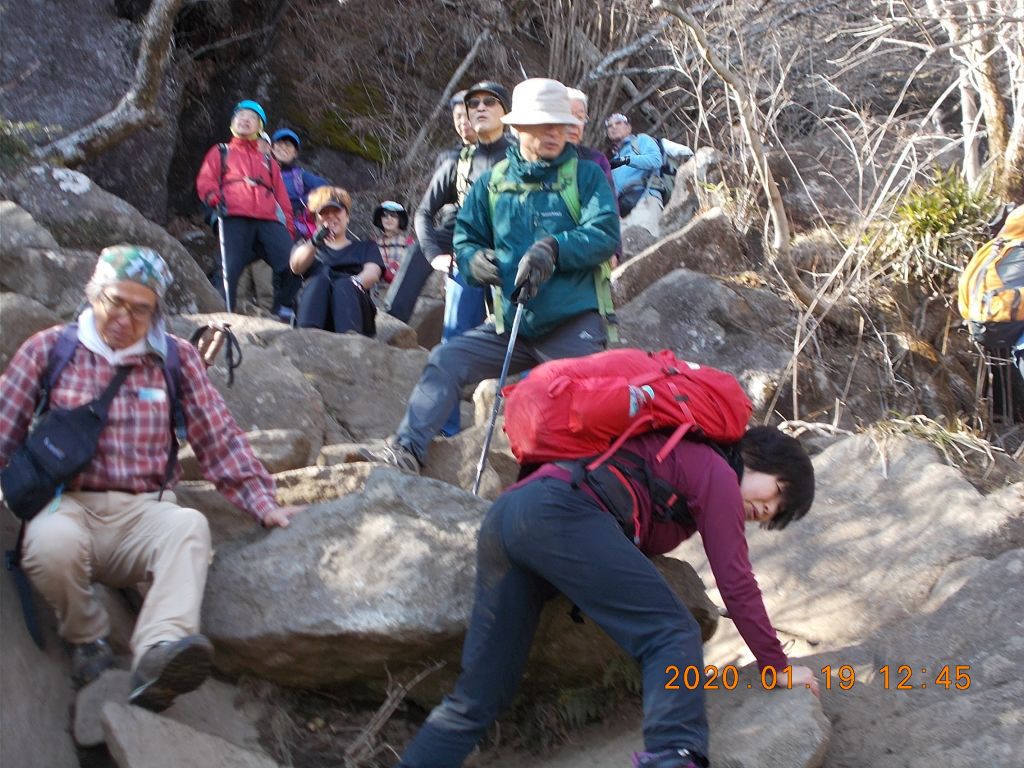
[21,490,211,667]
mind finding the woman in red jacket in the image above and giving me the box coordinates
[195,100,300,321]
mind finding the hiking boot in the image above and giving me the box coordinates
[71,638,115,688]
[358,438,420,475]
[631,748,706,768]
[128,634,213,712]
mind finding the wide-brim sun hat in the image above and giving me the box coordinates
[373,200,408,231]
[500,79,582,127]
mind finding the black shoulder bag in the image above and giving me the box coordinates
[2,365,132,522]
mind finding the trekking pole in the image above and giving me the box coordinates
[471,298,526,496]
[216,212,233,314]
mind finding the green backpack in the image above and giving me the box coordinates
[485,155,617,341]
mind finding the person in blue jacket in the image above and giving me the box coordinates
[605,112,663,216]
[360,78,619,474]
[271,128,328,241]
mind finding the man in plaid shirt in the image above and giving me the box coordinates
[0,246,304,711]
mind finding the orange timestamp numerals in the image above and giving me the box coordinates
[663,664,798,691]
[664,664,972,691]
[820,664,972,691]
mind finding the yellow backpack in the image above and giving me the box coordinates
[958,204,1024,347]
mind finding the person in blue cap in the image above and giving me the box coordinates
[270,128,329,241]
[195,100,301,321]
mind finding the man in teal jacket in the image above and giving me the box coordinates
[361,78,619,473]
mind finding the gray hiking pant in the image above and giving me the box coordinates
[396,311,607,465]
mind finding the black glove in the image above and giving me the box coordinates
[311,224,331,247]
[609,155,631,169]
[513,237,558,302]
[468,249,503,286]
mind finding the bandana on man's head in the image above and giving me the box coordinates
[92,245,173,300]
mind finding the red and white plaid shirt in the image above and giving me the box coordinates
[0,327,277,521]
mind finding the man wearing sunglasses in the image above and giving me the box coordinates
[412,80,513,437]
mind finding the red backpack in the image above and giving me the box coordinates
[503,348,752,468]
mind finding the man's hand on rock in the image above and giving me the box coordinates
[263,504,306,529]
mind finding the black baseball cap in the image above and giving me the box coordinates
[464,81,511,113]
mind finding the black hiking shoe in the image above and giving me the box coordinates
[631,748,706,768]
[128,634,213,712]
[71,638,115,688]
[358,438,421,475]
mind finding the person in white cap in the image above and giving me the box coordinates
[361,78,618,471]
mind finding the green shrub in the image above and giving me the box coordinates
[875,168,996,289]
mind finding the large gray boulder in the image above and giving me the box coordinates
[815,548,1024,766]
[75,671,266,754]
[0,515,79,768]
[102,703,282,768]
[660,147,730,233]
[612,208,751,307]
[179,429,312,480]
[276,329,428,441]
[1,165,221,314]
[0,293,60,369]
[707,679,830,768]
[0,0,183,222]
[419,422,519,500]
[202,468,486,694]
[202,468,719,702]
[615,269,794,411]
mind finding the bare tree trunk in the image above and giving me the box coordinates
[959,75,982,187]
[654,0,860,333]
[34,0,185,166]
[400,30,491,170]
[963,1,1010,160]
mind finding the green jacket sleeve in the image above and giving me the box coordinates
[453,169,495,288]
[550,160,620,272]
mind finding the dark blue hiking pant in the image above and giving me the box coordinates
[396,478,709,767]
[396,312,606,467]
[295,269,375,336]
[213,216,301,314]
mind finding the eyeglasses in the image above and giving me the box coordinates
[467,96,500,109]
[98,291,157,322]
[381,211,400,218]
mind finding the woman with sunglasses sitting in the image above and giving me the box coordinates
[289,186,384,337]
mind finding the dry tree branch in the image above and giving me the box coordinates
[34,0,185,166]
[654,0,861,334]
[582,17,671,85]
[343,661,445,767]
[399,29,492,170]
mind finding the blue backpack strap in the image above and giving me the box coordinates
[158,339,187,496]
[37,324,81,416]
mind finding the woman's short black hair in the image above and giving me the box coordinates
[739,426,815,530]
